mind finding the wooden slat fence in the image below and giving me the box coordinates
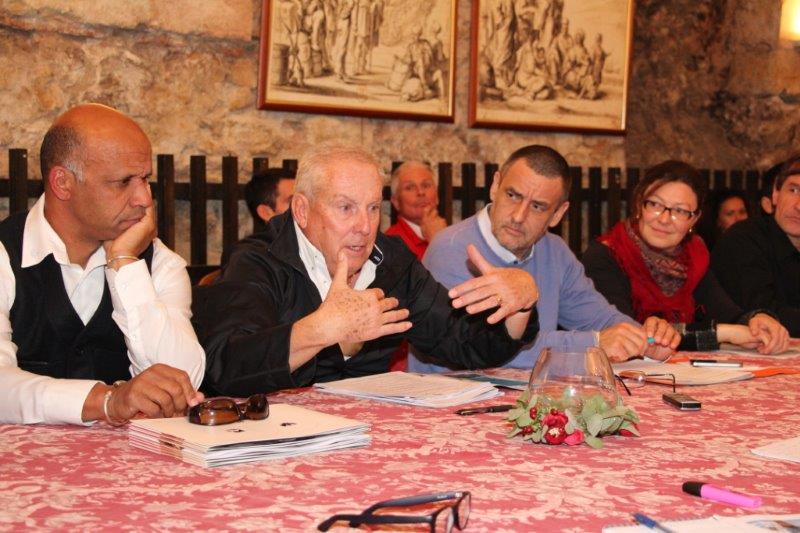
[2,149,771,283]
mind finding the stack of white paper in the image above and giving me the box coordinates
[314,371,501,407]
[128,404,370,468]
[612,360,752,386]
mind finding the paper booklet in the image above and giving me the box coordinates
[128,404,370,468]
[603,514,800,532]
[612,360,752,386]
[751,435,800,464]
[313,371,502,407]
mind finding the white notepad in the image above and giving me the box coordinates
[314,371,501,407]
[604,513,800,532]
[613,360,752,386]
[751,436,800,464]
[129,404,370,468]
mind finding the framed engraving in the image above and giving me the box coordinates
[258,0,457,121]
[469,0,634,133]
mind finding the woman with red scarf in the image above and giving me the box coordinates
[582,160,789,353]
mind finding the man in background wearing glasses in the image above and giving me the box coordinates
[409,144,679,375]
[193,144,540,397]
[0,104,205,426]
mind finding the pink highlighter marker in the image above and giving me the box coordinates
[682,481,763,508]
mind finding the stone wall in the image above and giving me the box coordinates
[1,0,797,260]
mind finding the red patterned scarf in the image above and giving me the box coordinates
[598,221,709,323]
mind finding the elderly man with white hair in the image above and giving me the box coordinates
[386,160,447,259]
[192,144,541,396]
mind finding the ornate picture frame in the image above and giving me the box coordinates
[258,0,458,122]
[469,0,634,133]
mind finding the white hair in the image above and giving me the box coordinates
[390,160,435,196]
[295,143,385,200]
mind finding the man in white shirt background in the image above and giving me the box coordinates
[0,103,205,425]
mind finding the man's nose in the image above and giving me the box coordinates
[511,201,528,223]
[132,180,153,208]
[355,208,370,234]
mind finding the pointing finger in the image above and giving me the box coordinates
[331,250,349,288]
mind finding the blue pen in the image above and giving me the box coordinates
[647,337,655,344]
[633,513,676,533]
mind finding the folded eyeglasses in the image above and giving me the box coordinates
[188,394,269,426]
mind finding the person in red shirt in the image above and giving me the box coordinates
[385,161,447,259]
[385,161,449,370]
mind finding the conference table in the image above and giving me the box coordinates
[1,352,799,532]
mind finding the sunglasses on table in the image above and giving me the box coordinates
[188,394,269,426]
[317,491,471,532]
[615,371,677,396]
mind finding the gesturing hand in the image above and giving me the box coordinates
[599,323,649,363]
[642,316,680,361]
[317,251,412,345]
[106,363,203,422]
[448,244,538,325]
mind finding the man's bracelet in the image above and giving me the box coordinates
[106,255,139,268]
[102,380,127,426]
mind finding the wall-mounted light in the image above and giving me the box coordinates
[780,0,800,46]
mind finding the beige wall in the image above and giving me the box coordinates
[1,0,798,260]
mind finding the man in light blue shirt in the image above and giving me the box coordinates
[409,145,679,372]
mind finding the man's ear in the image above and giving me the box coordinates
[489,171,501,202]
[292,193,310,228]
[47,166,76,201]
[548,201,570,228]
[255,204,275,223]
[390,194,400,212]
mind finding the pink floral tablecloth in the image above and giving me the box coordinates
[1,356,799,532]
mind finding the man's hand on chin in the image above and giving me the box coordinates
[103,205,157,270]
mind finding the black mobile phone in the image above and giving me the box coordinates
[662,392,701,410]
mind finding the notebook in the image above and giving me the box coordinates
[751,436,800,464]
[128,404,370,468]
[604,513,800,532]
[314,371,501,407]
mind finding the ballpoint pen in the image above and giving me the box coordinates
[455,404,514,416]
[633,512,676,533]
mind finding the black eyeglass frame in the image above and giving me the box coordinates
[615,372,677,395]
[642,199,699,221]
[317,491,471,532]
[188,394,269,426]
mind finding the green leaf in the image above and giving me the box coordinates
[507,408,525,421]
[507,426,522,438]
[600,416,623,434]
[516,412,533,427]
[619,421,640,436]
[531,428,543,441]
[587,413,603,436]
[585,435,604,449]
[516,389,530,405]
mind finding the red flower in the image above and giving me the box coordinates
[619,423,639,437]
[521,426,533,436]
[542,411,568,428]
[564,429,585,446]
[544,425,567,445]
[529,407,538,419]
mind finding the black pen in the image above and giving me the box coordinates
[455,404,514,416]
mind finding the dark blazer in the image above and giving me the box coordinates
[711,216,800,337]
[192,211,539,396]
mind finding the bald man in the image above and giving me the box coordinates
[0,103,205,425]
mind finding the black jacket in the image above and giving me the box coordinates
[192,212,539,396]
[711,216,800,336]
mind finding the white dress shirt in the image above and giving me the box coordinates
[399,217,424,240]
[0,196,206,425]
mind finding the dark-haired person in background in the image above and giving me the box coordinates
[0,103,205,425]
[712,156,800,337]
[695,188,749,250]
[409,145,680,374]
[245,168,295,234]
[583,160,788,353]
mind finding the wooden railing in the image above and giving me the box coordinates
[2,149,770,282]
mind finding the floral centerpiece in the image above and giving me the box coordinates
[507,388,639,449]
[507,347,640,449]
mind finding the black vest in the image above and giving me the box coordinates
[0,211,153,384]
